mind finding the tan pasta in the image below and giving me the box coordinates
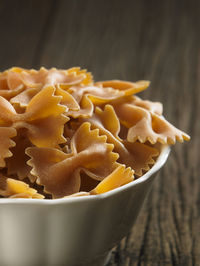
[0,67,190,199]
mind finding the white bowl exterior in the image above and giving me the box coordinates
[0,146,170,266]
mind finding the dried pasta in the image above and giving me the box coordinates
[0,67,190,199]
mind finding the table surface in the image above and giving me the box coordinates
[0,0,198,265]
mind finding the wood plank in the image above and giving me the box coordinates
[0,0,54,70]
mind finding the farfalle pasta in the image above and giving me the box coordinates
[0,67,190,199]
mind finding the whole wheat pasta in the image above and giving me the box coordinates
[0,67,190,199]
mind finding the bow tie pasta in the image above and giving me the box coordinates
[0,67,190,199]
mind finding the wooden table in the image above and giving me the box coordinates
[0,0,198,265]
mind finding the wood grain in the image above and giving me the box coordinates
[0,0,199,265]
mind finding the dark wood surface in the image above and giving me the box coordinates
[0,0,198,265]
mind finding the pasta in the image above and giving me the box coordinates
[0,67,190,199]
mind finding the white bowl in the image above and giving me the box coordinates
[0,145,170,266]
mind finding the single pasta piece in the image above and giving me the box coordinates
[95,80,150,95]
[0,177,44,199]
[91,165,134,195]
[111,97,190,144]
[26,122,119,198]
[83,105,159,176]
[0,86,69,147]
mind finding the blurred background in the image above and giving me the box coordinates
[0,0,198,265]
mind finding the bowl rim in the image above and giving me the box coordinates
[0,145,170,205]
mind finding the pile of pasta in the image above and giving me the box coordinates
[0,67,190,199]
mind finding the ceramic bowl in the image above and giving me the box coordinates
[0,145,170,266]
